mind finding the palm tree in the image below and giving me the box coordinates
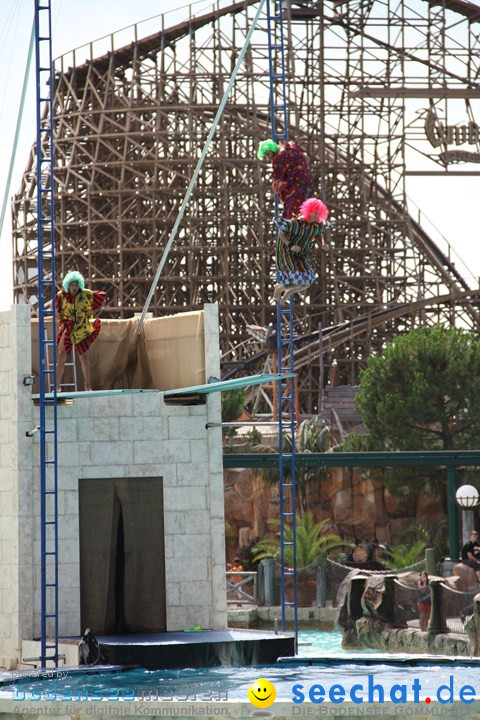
[252,512,345,579]
[253,417,332,514]
[382,540,427,570]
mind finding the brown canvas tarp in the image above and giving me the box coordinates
[143,310,205,391]
[30,310,205,392]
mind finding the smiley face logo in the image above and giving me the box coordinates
[248,678,276,708]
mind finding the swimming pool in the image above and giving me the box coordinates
[4,659,480,700]
[2,631,480,718]
[298,629,375,656]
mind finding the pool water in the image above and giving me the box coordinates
[5,661,480,701]
[298,629,375,656]
[2,630,480,701]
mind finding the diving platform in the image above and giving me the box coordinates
[32,372,295,401]
[87,629,295,670]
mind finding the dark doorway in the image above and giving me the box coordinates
[79,477,166,634]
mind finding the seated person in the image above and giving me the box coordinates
[461,530,480,581]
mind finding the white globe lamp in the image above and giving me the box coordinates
[456,485,480,509]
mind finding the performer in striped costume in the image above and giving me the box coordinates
[273,197,330,303]
[56,271,106,392]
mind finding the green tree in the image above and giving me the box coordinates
[355,325,480,507]
[398,518,448,565]
[221,387,246,422]
[357,325,480,451]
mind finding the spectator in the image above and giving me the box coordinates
[461,530,480,581]
[417,571,431,632]
[231,556,244,604]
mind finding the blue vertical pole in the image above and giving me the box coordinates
[34,0,58,666]
[266,0,298,647]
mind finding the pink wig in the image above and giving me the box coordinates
[300,197,329,223]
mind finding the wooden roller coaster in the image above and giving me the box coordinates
[12,0,480,412]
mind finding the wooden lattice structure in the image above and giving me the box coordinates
[12,0,480,412]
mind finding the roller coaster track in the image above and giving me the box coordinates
[50,0,480,321]
[222,287,480,380]
[17,0,480,410]
[59,0,260,80]
[292,288,480,370]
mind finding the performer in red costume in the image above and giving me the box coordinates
[258,139,313,218]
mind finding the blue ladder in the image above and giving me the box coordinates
[34,0,59,666]
[266,0,299,646]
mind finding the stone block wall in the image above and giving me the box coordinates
[0,304,34,666]
[0,303,226,668]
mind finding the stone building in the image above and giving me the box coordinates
[0,303,225,669]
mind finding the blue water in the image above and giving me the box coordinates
[298,629,375,656]
[2,632,479,701]
[5,661,480,701]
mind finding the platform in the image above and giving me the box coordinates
[32,372,295,402]
[93,629,295,669]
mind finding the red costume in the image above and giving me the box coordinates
[56,288,106,355]
[271,141,313,218]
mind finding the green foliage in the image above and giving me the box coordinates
[355,326,480,505]
[244,427,263,451]
[337,431,378,452]
[397,518,448,564]
[221,388,246,449]
[221,387,246,422]
[382,540,427,570]
[251,512,345,575]
[253,417,331,514]
[357,325,480,452]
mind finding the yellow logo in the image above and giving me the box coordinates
[248,678,276,709]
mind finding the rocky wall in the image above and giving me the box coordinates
[224,465,443,552]
[356,617,471,656]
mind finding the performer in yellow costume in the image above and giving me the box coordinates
[55,271,106,392]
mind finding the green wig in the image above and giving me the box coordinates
[62,270,85,292]
[257,139,279,160]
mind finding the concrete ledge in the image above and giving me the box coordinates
[227,605,337,629]
[21,640,79,669]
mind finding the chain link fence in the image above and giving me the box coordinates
[393,578,421,629]
[440,584,477,634]
[225,557,479,638]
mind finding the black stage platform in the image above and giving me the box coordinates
[95,629,295,669]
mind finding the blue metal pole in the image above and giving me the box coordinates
[266,0,298,646]
[34,0,58,666]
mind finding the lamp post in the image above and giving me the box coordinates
[456,484,480,547]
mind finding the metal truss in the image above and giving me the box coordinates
[12,0,480,413]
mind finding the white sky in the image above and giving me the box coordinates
[0,0,479,311]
